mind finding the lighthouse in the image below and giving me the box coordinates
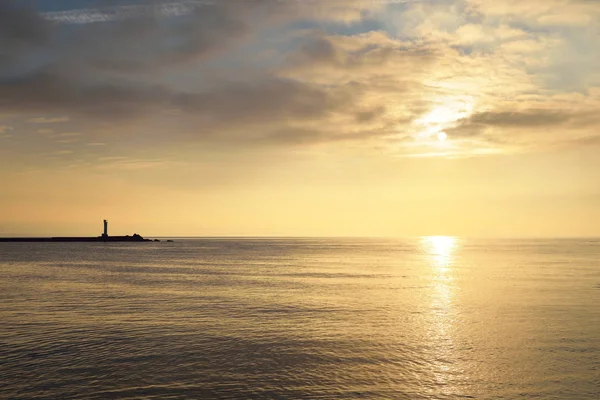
[103,219,108,238]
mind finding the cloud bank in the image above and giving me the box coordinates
[1,0,599,159]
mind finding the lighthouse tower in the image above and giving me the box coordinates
[103,219,108,238]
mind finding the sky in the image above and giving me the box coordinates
[0,0,599,237]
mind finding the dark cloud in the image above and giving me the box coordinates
[259,123,401,146]
[0,1,340,112]
[0,1,405,149]
[470,110,572,127]
[0,1,309,121]
[444,122,486,138]
[287,33,437,73]
[355,107,386,123]
[78,2,253,72]
[0,1,53,71]
[0,70,170,118]
[0,66,360,145]
[444,108,600,149]
[446,109,576,139]
[291,35,339,65]
[0,0,289,78]
[0,1,50,46]
[173,78,346,124]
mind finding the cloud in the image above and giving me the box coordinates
[1,0,599,158]
[0,1,50,45]
[174,78,345,122]
[469,110,572,127]
[467,0,600,27]
[0,125,14,138]
[39,0,396,25]
[57,132,82,137]
[0,70,170,118]
[285,31,437,77]
[29,117,70,124]
[445,107,600,151]
[0,0,271,79]
[41,1,206,24]
[0,68,337,123]
[1,0,399,77]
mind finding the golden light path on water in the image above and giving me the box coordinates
[420,236,462,395]
[423,236,457,272]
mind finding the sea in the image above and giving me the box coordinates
[1,237,599,399]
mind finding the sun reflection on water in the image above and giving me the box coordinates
[422,236,457,272]
[421,236,458,310]
[420,236,461,393]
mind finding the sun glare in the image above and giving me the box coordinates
[422,236,458,271]
[415,98,474,146]
[421,106,459,125]
[426,236,456,256]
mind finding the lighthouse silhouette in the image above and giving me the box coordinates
[103,219,108,238]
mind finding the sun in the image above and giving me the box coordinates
[414,98,473,146]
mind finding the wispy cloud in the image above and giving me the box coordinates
[41,1,208,24]
[39,0,431,25]
[29,117,70,124]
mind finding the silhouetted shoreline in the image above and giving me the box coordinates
[0,235,154,242]
[0,220,166,242]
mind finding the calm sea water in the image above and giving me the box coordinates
[1,238,599,399]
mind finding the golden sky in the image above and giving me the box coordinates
[0,0,599,237]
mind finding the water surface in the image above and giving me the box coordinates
[1,238,599,399]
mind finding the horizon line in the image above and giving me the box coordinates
[2,234,598,240]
